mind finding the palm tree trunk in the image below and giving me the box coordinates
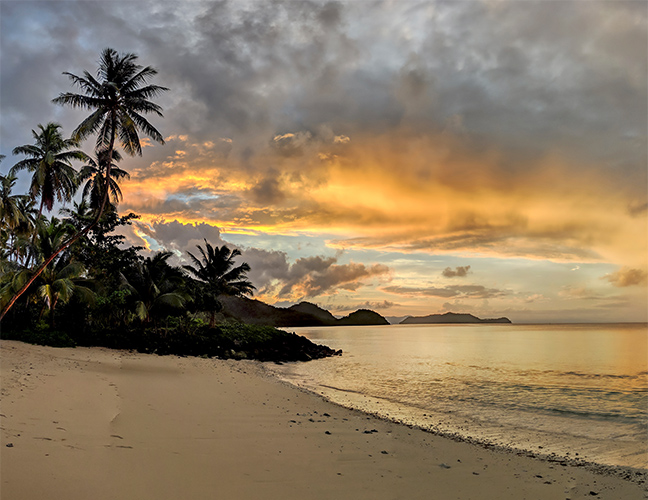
[0,118,117,322]
[25,198,44,269]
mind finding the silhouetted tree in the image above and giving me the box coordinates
[183,241,255,327]
[1,48,167,320]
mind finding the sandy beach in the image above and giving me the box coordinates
[1,339,644,500]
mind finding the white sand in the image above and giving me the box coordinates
[1,340,644,499]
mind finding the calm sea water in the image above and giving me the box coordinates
[266,323,648,470]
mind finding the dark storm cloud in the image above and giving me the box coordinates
[1,1,645,276]
[3,1,644,186]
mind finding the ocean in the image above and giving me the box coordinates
[265,323,648,470]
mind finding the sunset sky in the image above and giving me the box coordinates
[1,1,646,322]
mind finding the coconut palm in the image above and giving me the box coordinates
[0,172,31,234]
[121,251,187,325]
[183,241,255,327]
[10,122,85,218]
[78,149,129,211]
[1,217,92,326]
[0,171,37,266]
[53,47,167,219]
[1,49,167,321]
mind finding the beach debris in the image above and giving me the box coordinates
[325,431,331,435]
[439,463,451,469]
[5,443,13,447]
[381,450,389,455]
[588,492,598,496]
[363,429,378,434]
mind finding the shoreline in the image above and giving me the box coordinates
[1,340,645,499]
[260,363,647,485]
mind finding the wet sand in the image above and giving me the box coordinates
[1,340,644,499]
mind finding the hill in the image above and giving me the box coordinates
[337,309,390,326]
[400,312,512,324]
[220,297,390,327]
[288,302,338,324]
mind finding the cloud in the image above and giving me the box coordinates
[1,1,646,323]
[247,175,286,205]
[272,131,313,158]
[383,284,507,299]
[330,300,399,312]
[273,256,391,299]
[558,286,603,301]
[442,265,471,278]
[628,201,648,217]
[126,220,228,261]
[603,267,648,287]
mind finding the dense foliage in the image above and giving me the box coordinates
[0,49,339,363]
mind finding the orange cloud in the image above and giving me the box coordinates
[115,126,646,268]
[603,267,648,287]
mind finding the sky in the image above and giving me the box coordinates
[1,0,646,323]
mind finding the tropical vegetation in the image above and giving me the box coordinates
[0,48,338,362]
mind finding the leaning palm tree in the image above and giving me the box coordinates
[183,241,255,327]
[1,48,167,321]
[10,122,85,218]
[6,217,93,327]
[78,148,129,212]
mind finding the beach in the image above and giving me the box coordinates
[0,339,644,500]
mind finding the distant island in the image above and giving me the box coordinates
[220,298,511,327]
[220,297,390,327]
[400,312,512,324]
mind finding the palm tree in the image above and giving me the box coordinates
[30,218,92,326]
[0,171,37,266]
[10,122,85,218]
[78,148,129,212]
[121,251,187,326]
[0,171,31,235]
[183,241,255,327]
[53,47,167,216]
[1,48,167,321]
[0,217,92,326]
